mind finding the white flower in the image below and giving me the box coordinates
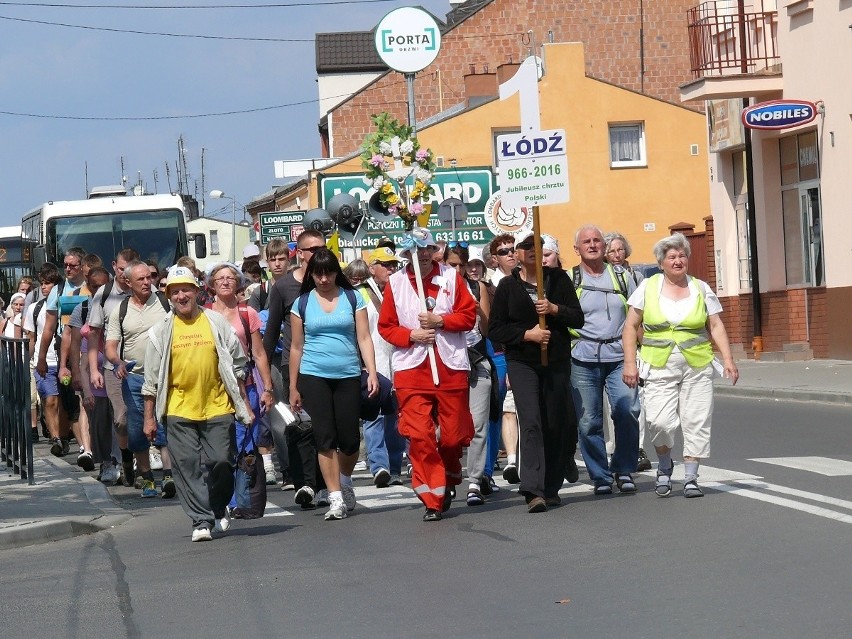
[416,168,433,184]
[400,139,414,154]
[379,141,392,154]
[373,176,385,190]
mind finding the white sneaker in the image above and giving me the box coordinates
[191,527,213,542]
[353,460,367,472]
[324,497,347,520]
[316,489,330,507]
[99,462,120,485]
[265,466,277,486]
[149,447,163,470]
[294,485,315,506]
[341,483,356,512]
[213,513,231,534]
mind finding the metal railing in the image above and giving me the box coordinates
[687,1,779,78]
[1,336,34,484]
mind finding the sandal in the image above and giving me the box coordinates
[683,478,704,498]
[615,474,637,493]
[466,487,484,506]
[655,470,672,497]
[593,483,613,495]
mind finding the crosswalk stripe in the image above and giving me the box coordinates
[748,456,852,476]
[705,482,852,524]
[733,480,852,512]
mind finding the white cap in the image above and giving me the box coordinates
[542,234,560,254]
[242,244,260,259]
[468,245,485,265]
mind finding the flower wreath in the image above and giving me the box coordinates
[361,112,437,230]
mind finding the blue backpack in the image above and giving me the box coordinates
[256,308,284,354]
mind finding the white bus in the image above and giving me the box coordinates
[21,187,206,270]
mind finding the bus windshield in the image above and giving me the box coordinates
[46,209,185,270]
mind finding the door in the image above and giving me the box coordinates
[800,183,823,286]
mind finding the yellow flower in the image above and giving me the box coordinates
[381,183,394,194]
[387,193,399,205]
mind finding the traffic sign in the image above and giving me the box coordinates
[496,129,569,208]
[258,211,304,245]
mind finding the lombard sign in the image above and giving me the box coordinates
[375,7,442,73]
[258,211,304,245]
[741,100,817,131]
[319,168,496,249]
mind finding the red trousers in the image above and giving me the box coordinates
[395,387,473,511]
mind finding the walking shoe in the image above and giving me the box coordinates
[565,456,580,483]
[502,464,520,484]
[191,527,212,542]
[76,451,95,472]
[280,475,295,491]
[353,460,368,472]
[527,496,547,513]
[161,476,176,499]
[683,477,704,498]
[265,466,277,486]
[134,475,145,489]
[49,438,64,457]
[140,479,158,498]
[389,473,404,486]
[637,448,653,472]
[593,482,613,495]
[149,447,163,470]
[479,475,493,496]
[406,463,413,477]
[31,428,39,443]
[294,485,315,507]
[99,462,121,485]
[60,438,71,456]
[545,495,562,508]
[324,496,347,520]
[615,474,637,493]
[373,468,391,488]
[341,484,357,512]
[466,485,484,506]
[655,469,673,497]
[422,508,442,522]
[316,489,330,507]
[442,489,453,513]
[213,513,231,534]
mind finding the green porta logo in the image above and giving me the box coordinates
[380,27,437,53]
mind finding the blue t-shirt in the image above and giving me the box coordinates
[292,288,365,379]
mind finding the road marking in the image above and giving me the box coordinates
[705,482,852,524]
[748,457,852,476]
[733,480,852,512]
[262,502,294,517]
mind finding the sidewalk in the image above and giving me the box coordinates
[714,358,852,405]
[0,444,131,551]
[1,358,850,552]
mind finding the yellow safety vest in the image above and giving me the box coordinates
[640,274,713,368]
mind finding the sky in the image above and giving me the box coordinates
[0,0,451,227]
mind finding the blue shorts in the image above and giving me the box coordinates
[123,373,167,453]
[34,366,60,398]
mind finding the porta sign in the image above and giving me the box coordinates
[375,7,441,73]
[741,100,817,130]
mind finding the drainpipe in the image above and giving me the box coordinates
[739,0,763,357]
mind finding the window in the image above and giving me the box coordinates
[609,123,646,168]
[210,230,220,255]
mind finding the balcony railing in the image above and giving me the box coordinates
[687,1,780,78]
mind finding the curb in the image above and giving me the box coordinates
[715,384,852,405]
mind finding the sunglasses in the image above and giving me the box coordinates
[158,282,167,289]
[299,245,324,254]
[63,262,80,269]
[496,247,516,256]
[448,241,469,248]
[517,243,536,251]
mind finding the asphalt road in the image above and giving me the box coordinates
[0,395,849,639]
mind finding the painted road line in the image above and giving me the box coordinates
[748,457,852,476]
[705,482,852,524]
[262,501,295,517]
[734,480,852,512]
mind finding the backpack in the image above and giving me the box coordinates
[571,264,629,300]
[31,297,60,355]
[296,288,358,322]
[117,292,171,359]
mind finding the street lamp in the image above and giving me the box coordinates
[210,189,241,262]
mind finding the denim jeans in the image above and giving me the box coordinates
[484,349,507,478]
[363,411,406,476]
[571,358,640,485]
[123,373,167,453]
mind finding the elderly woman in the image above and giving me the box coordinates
[605,232,643,286]
[2,292,26,337]
[622,233,738,498]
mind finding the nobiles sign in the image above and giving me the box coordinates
[741,100,817,130]
[375,7,442,74]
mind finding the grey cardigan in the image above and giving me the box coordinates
[142,308,251,424]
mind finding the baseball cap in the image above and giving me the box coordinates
[369,247,399,265]
[165,266,198,290]
[242,244,260,259]
[468,246,485,265]
[515,232,544,249]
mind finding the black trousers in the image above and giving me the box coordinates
[279,363,325,491]
[506,357,576,499]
